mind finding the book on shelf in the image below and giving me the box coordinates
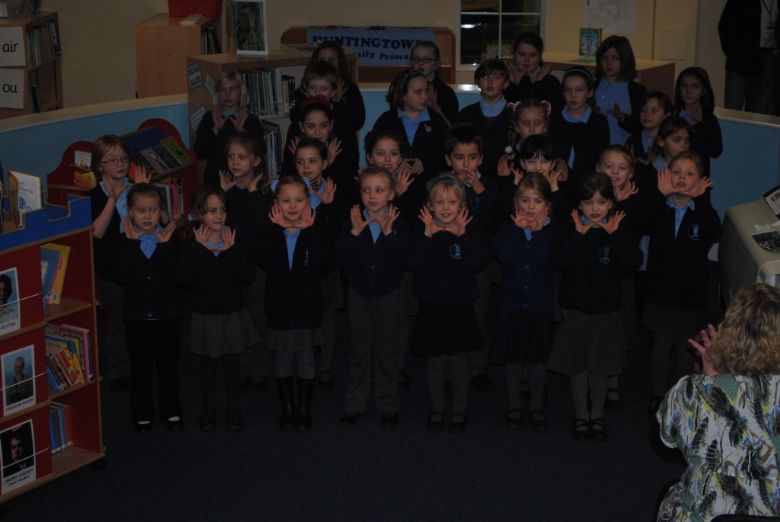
[56,324,94,382]
[159,137,192,168]
[7,171,42,228]
[261,120,282,178]
[27,20,60,69]
[242,69,297,116]
[201,24,221,54]
[48,402,72,454]
[45,333,86,391]
[39,242,70,305]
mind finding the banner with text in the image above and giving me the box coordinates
[307,27,436,67]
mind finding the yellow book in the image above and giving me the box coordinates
[41,242,70,305]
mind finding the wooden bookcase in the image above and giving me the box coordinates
[136,13,221,98]
[0,196,104,502]
[47,118,199,223]
[0,12,62,119]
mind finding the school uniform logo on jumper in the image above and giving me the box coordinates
[688,223,700,241]
[424,123,432,133]
[303,249,311,267]
[450,243,462,260]
[599,246,611,265]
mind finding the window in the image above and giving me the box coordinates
[459,0,542,65]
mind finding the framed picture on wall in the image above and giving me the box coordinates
[235,0,268,57]
[579,28,602,59]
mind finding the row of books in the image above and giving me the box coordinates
[39,242,70,305]
[49,401,72,454]
[128,136,192,179]
[262,121,282,179]
[243,69,297,116]
[27,20,61,69]
[155,178,185,221]
[200,24,221,54]
[45,324,94,393]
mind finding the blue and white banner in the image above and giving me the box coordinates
[307,27,436,67]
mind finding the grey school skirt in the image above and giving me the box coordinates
[266,327,324,352]
[190,309,260,358]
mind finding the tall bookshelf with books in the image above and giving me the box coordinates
[186,48,358,178]
[0,12,62,119]
[0,196,104,501]
[46,118,199,223]
[136,13,222,98]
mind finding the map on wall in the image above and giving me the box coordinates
[584,0,636,34]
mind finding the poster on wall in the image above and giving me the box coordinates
[307,27,436,67]
[2,345,35,415]
[1,419,35,494]
[235,0,268,57]
[0,267,20,335]
[584,0,636,35]
[0,68,25,110]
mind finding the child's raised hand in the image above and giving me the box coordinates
[681,176,712,199]
[607,103,625,123]
[464,169,485,194]
[327,138,342,166]
[657,168,674,196]
[320,178,337,204]
[451,208,473,237]
[427,83,440,113]
[554,158,569,182]
[504,58,522,84]
[379,205,399,236]
[155,221,176,243]
[602,210,626,235]
[133,164,151,184]
[497,154,512,177]
[122,216,140,240]
[297,205,315,229]
[287,136,300,156]
[530,207,550,232]
[246,173,264,193]
[571,210,592,235]
[545,168,563,193]
[232,106,249,132]
[332,79,347,104]
[219,169,238,192]
[394,165,413,197]
[211,106,226,135]
[268,203,286,228]
[615,180,639,201]
[688,324,719,376]
[105,175,130,201]
[418,207,441,238]
[193,224,213,249]
[512,166,524,187]
[349,204,369,236]
[532,63,552,82]
[407,158,424,175]
[220,226,236,251]
[511,210,529,230]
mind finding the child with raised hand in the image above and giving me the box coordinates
[625,91,672,164]
[593,35,647,145]
[645,151,722,414]
[494,172,558,431]
[548,172,642,442]
[673,67,722,177]
[409,175,491,433]
[335,166,406,427]
[457,59,513,182]
[112,183,181,432]
[498,98,553,180]
[257,176,330,431]
[410,40,459,126]
[177,186,258,432]
[194,71,262,188]
[503,32,563,112]
[551,66,610,188]
[634,116,693,194]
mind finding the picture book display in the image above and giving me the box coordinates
[1,346,35,415]
[7,171,41,228]
[0,419,35,494]
[0,267,20,336]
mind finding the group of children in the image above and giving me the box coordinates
[90,35,724,440]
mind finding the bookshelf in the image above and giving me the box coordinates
[0,12,62,119]
[46,118,199,223]
[136,13,222,98]
[0,196,104,501]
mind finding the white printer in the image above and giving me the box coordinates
[721,197,780,305]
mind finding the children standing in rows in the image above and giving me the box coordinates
[335,167,406,427]
[409,176,491,432]
[503,32,563,112]
[177,186,258,431]
[673,67,723,177]
[593,35,647,145]
[410,41,459,126]
[625,91,672,164]
[113,183,182,432]
[194,71,262,188]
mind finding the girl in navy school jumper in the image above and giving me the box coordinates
[633,116,693,195]
[625,91,672,165]
[177,186,258,432]
[457,59,514,182]
[645,151,722,413]
[550,67,610,190]
[503,32,564,113]
[194,71,262,188]
[494,172,559,432]
[257,176,330,432]
[548,172,642,442]
[371,69,449,215]
[409,175,491,433]
[410,41,459,127]
[673,67,723,177]
[593,35,647,145]
[112,183,182,432]
[335,166,406,427]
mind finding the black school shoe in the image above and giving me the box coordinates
[448,413,468,433]
[166,415,184,431]
[381,413,399,428]
[505,409,523,431]
[134,420,152,433]
[589,417,607,442]
[605,388,623,412]
[338,412,362,425]
[427,412,445,433]
[199,410,216,432]
[226,410,243,432]
[317,371,334,390]
[528,410,548,432]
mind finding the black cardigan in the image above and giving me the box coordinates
[456,103,513,182]
[193,110,263,188]
[87,184,121,281]
[504,74,564,114]
[593,79,647,137]
[550,109,610,186]
[431,75,459,126]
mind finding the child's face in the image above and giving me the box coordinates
[640,98,669,131]
[227,142,261,181]
[306,78,335,100]
[411,46,438,79]
[515,188,549,221]
[276,184,308,224]
[317,48,339,70]
[295,146,327,182]
[446,142,483,180]
[515,106,547,139]
[598,150,633,189]
[520,153,553,176]
[679,75,704,107]
[360,174,394,214]
[669,158,701,194]
[367,137,403,172]
[100,146,129,181]
[658,129,691,158]
[299,110,332,143]
[478,71,508,101]
[128,194,161,234]
[403,76,430,112]
[513,43,541,74]
[563,76,592,113]
[217,79,241,111]
[429,185,463,226]
[200,194,227,231]
[579,192,612,224]
[599,47,621,81]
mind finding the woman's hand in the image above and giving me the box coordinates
[689,324,718,376]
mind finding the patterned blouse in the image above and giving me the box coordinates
[657,374,780,521]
